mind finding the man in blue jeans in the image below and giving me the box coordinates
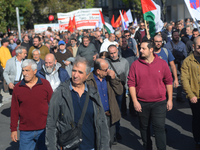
[10,59,53,150]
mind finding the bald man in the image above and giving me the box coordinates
[36,53,70,91]
[86,58,123,146]
[100,33,119,53]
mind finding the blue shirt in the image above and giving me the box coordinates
[155,48,175,65]
[93,74,109,112]
[69,82,95,150]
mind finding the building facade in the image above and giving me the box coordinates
[165,0,191,22]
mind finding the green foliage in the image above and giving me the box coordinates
[0,0,33,32]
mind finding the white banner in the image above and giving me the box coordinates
[34,24,59,33]
[57,8,102,31]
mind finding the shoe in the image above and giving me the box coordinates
[112,137,117,145]
[116,133,122,140]
[196,144,200,150]
[122,112,127,116]
[0,103,3,107]
[176,97,185,102]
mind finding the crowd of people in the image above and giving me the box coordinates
[0,17,200,150]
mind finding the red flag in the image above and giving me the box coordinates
[123,11,129,22]
[113,15,121,28]
[72,15,76,30]
[111,15,115,27]
[68,17,73,33]
[122,10,124,15]
[99,10,105,25]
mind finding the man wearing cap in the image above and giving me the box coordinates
[0,38,12,69]
[54,40,73,69]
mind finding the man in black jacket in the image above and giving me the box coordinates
[134,22,146,49]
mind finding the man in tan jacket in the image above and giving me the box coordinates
[181,36,200,150]
[86,58,122,147]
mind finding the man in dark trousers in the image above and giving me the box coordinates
[86,58,123,146]
[128,40,173,150]
[45,56,110,150]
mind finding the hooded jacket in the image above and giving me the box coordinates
[128,54,173,102]
[36,63,70,83]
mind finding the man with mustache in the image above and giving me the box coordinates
[36,53,70,91]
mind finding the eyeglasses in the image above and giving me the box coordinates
[154,41,162,43]
[125,35,130,37]
[100,67,109,72]
[196,45,200,49]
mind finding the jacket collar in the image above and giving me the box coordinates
[19,76,42,86]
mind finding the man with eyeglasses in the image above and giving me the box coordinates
[153,34,179,88]
[164,30,187,102]
[134,22,147,48]
[181,36,200,149]
[86,58,123,147]
[124,30,139,57]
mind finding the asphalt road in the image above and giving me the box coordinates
[0,89,195,150]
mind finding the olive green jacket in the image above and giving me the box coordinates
[181,53,200,99]
[86,72,123,124]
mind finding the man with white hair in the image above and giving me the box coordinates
[10,59,53,150]
[3,46,27,95]
[36,53,70,91]
[32,49,45,71]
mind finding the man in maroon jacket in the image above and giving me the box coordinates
[10,59,53,150]
[128,40,173,150]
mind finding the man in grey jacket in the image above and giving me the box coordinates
[3,46,27,95]
[107,44,129,141]
[45,56,110,150]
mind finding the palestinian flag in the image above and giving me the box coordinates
[141,0,164,37]
[99,10,112,34]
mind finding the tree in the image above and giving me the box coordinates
[0,0,33,32]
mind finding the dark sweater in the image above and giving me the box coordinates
[128,54,173,102]
[54,50,73,69]
[10,77,53,132]
[76,43,98,67]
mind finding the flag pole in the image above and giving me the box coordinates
[144,20,150,39]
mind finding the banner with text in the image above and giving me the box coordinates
[57,8,101,31]
[34,24,59,33]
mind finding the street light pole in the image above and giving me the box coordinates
[16,7,21,41]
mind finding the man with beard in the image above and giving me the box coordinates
[164,30,187,102]
[181,36,200,150]
[128,40,173,150]
[153,34,179,88]
[28,36,49,60]
[50,39,59,54]
[21,35,31,54]
[186,28,200,55]
[66,38,78,57]
[36,53,70,91]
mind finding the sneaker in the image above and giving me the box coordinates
[112,137,117,145]
[0,103,3,107]
[116,133,122,140]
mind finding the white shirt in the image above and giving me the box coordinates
[15,58,23,81]
[100,40,118,53]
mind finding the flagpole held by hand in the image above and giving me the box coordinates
[145,20,150,39]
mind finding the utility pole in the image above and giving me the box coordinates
[16,7,21,41]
